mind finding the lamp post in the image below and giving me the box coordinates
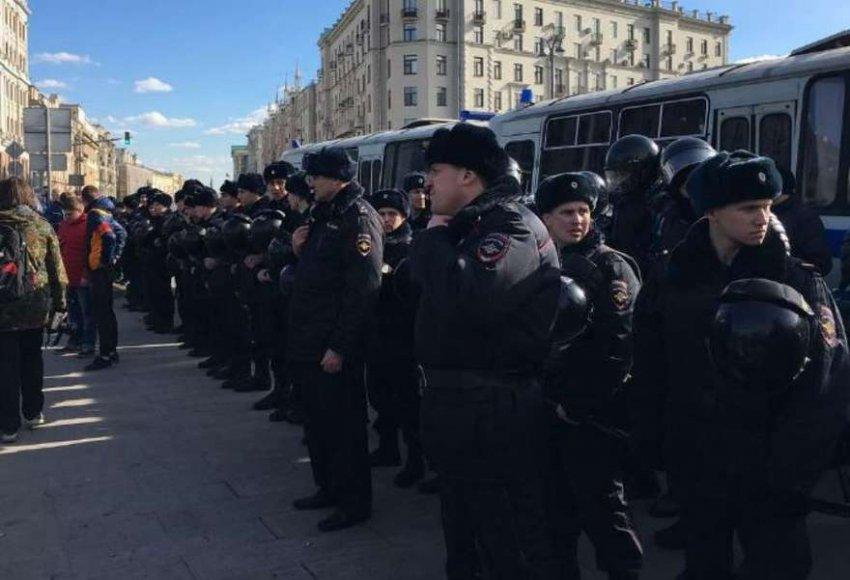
[539,26,566,100]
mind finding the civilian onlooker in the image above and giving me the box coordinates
[57,192,96,356]
[43,189,65,231]
[81,185,126,371]
[0,178,67,443]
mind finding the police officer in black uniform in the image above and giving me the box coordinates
[631,151,849,580]
[403,172,430,231]
[288,147,383,532]
[365,188,424,487]
[604,135,661,274]
[412,123,561,579]
[142,192,177,333]
[536,172,643,580]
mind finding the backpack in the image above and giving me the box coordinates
[0,222,32,303]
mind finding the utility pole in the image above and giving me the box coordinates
[44,103,52,198]
[540,25,566,100]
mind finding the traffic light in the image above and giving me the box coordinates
[124,131,132,145]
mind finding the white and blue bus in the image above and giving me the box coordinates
[489,34,850,285]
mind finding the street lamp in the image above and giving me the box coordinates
[539,25,566,100]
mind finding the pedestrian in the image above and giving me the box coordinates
[631,151,849,580]
[0,178,67,443]
[57,192,96,356]
[42,189,65,231]
[365,188,424,488]
[288,147,383,532]
[536,171,644,580]
[81,185,126,371]
[411,123,561,579]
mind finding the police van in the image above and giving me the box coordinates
[489,32,850,283]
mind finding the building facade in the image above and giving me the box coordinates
[231,144,249,178]
[116,148,183,199]
[0,0,29,177]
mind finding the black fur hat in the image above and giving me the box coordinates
[303,147,356,182]
[686,151,782,216]
[425,123,510,184]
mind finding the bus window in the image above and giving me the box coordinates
[620,104,661,138]
[383,143,398,189]
[391,139,430,189]
[545,116,578,148]
[759,113,792,173]
[720,117,750,151]
[660,98,707,138]
[505,140,535,194]
[359,160,372,194]
[800,76,846,208]
[578,112,612,145]
[372,160,383,192]
[540,146,608,180]
[345,148,360,162]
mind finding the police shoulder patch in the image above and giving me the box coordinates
[610,279,631,311]
[476,233,511,264]
[356,233,372,257]
[819,305,839,348]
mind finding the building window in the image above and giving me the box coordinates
[404,86,417,106]
[403,54,418,75]
[610,48,618,62]
[388,90,392,109]
[556,11,563,28]
[514,3,523,22]
[715,42,722,57]
[403,25,416,41]
[575,15,582,33]
[436,55,447,75]
[593,18,600,33]
[437,87,447,107]
[644,54,651,69]
[514,34,523,52]
[687,37,694,53]
[628,77,635,85]
[534,7,543,26]
[611,21,618,39]
[474,25,484,44]
[474,88,485,108]
[403,0,416,10]
[514,63,523,82]
[534,65,544,84]
[667,57,673,71]
[494,0,502,19]
[575,43,583,59]
[628,24,635,40]
[494,60,502,79]
[436,23,446,42]
[687,61,694,72]
[701,39,708,56]
[494,90,503,111]
[610,75,618,89]
[643,27,651,44]
[474,57,484,77]
[387,59,391,78]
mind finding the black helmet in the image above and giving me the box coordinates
[180,225,206,257]
[222,214,253,254]
[248,210,286,254]
[162,212,187,238]
[709,278,814,393]
[267,237,291,270]
[551,276,592,350]
[603,135,661,196]
[279,263,297,298]
[402,172,426,193]
[660,137,716,191]
[168,232,188,260]
[204,226,228,258]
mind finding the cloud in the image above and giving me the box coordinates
[735,54,786,64]
[35,79,67,90]
[168,141,202,149]
[204,107,269,136]
[134,77,174,93]
[34,52,93,65]
[125,111,197,128]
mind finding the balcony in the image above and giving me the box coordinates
[512,19,526,33]
[435,8,450,21]
[472,11,486,25]
[401,8,418,20]
[624,38,638,51]
[589,32,603,45]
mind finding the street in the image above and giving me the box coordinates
[2,302,850,579]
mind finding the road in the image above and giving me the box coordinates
[1,302,849,579]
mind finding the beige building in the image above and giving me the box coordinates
[116,148,183,199]
[315,0,731,139]
[0,0,29,176]
[231,145,249,178]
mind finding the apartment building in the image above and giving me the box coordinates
[0,0,29,176]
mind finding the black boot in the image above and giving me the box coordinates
[369,434,401,467]
[293,489,336,510]
[234,375,271,393]
[253,391,280,411]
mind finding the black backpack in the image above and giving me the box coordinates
[0,222,31,303]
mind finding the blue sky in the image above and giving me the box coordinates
[28,0,850,188]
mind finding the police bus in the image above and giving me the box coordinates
[489,33,850,282]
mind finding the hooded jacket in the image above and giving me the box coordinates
[86,196,125,270]
[0,205,67,331]
[57,212,88,286]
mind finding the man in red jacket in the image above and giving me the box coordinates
[57,193,95,355]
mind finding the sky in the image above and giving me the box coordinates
[28,0,850,188]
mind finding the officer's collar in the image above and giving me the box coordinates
[387,221,413,243]
[561,227,604,257]
[454,176,522,224]
[313,182,363,221]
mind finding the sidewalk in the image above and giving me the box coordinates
[0,303,848,579]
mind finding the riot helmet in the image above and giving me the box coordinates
[222,214,253,254]
[248,210,286,254]
[551,276,592,350]
[660,137,716,192]
[603,135,661,197]
[204,226,228,259]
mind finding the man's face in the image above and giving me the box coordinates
[426,163,475,216]
[542,201,592,246]
[220,194,238,210]
[709,199,773,247]
[307,175,344,203]
[149,203,167,217]
[268,179,287,199]
[237,189,259,206]
[290,195,310,214]
[378,208,405,233]
[408,187,428,214]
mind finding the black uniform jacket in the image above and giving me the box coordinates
[410,176,561,373]
[773,196,834,276]
[287,182,383,364]
[543,227,641,419]
[631,217,849,498]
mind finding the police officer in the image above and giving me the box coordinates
[142,192,176,333]
[536,172,643,580]
[365,188,424,487]
[604,135,661,274]
[403,172,430,231]
[288,147,383,532]
[631,151,849,580]
[264,161,296,212]
[183,187,221,359]
[412,123,561,579]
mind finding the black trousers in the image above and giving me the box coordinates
[90,268,118,356]
[248,299,272,381]
[682,493,812,580]
[366,361,422,458]
[146,269,174,331]
[546,424,643,578]
[297,361,372,514]
[227,299,251,377]
[421,369,558,580]
[0,328,45,433]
